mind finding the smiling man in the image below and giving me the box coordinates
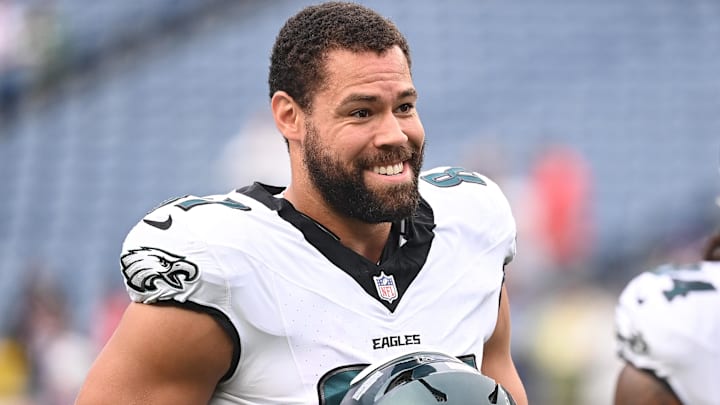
[75,3,528,404]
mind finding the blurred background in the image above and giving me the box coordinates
[0,0,719,404]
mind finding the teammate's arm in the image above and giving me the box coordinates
[481,284,528,405]
[614,363,682,405]
[75,302,233,405]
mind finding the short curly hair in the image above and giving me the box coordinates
[269,2,412,112]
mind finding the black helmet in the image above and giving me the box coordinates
[340,351,516,404]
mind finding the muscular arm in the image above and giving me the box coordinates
[614,363,682,405]
[75,302,233,405]
[481,285,528,405]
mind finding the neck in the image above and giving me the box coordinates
[331,219,392,263]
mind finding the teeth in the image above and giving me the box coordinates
[373,163,403,176]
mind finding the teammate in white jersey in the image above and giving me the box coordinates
[75,2,528,404]
[614,232,720,405]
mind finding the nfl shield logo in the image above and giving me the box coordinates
[373,271,398,303]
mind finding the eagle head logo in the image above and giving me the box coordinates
[121,247,199,293]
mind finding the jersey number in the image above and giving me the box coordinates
[175,197,250,211]
[653,263,717,302]
[663,278,716,301]
[421,167,487,187]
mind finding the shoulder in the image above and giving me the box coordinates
[419,166,516,261]
[419,166,511,211]
[419,166,514,227]
[617,261,720,313]
[126,190,275,246]
[120,189,280,304]
[615,261,720,393]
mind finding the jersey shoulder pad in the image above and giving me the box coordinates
[419,166,517,262]
[615,263,718,366]
[419,166,508,210]
[615,263,720,403]
[119,191,260,305]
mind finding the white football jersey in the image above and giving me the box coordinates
[615,260,720,405]
[120,166,517,405]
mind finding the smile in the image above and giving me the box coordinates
[371,162,404,176]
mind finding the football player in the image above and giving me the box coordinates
[614,231,720,404]
[75,2,528,404]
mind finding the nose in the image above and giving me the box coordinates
[373,113,408,148]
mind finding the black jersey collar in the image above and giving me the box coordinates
[237,182,436,312]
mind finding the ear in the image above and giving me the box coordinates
[271,91,304,142]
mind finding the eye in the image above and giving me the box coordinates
[396,103,414,114]
[351,109,370,118]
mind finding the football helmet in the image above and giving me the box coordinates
[340,351,516,405]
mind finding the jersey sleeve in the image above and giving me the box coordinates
[119,196,229,310]
[419,166,517,266]
[614,263,720,404]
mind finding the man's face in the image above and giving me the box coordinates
[301,47,425,223]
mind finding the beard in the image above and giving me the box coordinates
[303,121,424,223]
